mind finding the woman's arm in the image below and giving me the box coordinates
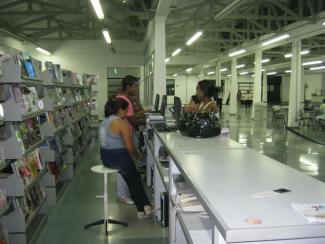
[117,120,143,160]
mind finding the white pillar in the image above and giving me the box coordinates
[153,17,167,105]
[216,62,221,86]
[229,58,238,115]
[262,70,267,104]
[252,49,262,119]
[288,39,302,127]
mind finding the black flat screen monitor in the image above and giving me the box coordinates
[154,94,160,112]
[173,96,182,121]
[160,95,167,116]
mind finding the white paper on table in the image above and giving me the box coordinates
[189,229,212,244]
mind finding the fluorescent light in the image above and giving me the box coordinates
[240,71,248,75]
[285,70,291,73]
[36,47,51,55]
[220,68,227,72]
[172,48,182,56]
[267,72,277,75]
[236,64,245,69]
[228,49,246,57]
[227,74,232,77]
[254,59,270,64]
[284,50,310,58]
[186,31,203,45]
[173,73,178,77]
[186,68,192,72]
[207,71,215,75]
[90,0,104,19]
[262,69,265,71]
[310,66,325,71]
[102,30,111,44]
[261,34,290,46]
[165,58,170,63]
[251,74,255,77]
[302,60,323,66]
[323,22,325,26]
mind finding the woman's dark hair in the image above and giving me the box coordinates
[104,98,129,117]
[197,80,220,100]
[122,75,138,91]
[191,95,200,104]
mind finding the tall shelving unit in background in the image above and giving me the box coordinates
[0,53,96,244]
[0,54,48,244]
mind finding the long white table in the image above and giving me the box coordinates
[149,129,325,243]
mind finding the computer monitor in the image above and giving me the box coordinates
[173,96,182,121]
[160,95,167,116]
[153,94,160,112]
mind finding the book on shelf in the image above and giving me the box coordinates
[292,203,325,224]
[53,64,62,83]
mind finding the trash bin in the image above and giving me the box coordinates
[254,102,265,120]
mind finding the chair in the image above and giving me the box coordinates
[318,118,325,130]
[298,109,313,128]
[271,106,286,124]
[84,165,128,236]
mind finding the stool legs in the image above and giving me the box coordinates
[84,172,128,235]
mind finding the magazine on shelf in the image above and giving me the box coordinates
[12,86,28,114]
[14,118,42,150]
[292,203,325,224]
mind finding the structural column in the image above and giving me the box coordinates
[252,49,262,119]
[229,58,238,115]
[153,17,167,104]
[262,70,267,104]
[288,39,302,127]
[215,62,221,86]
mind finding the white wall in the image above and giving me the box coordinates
[0,37,144,118]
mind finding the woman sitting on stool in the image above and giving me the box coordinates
[99,98,152,219]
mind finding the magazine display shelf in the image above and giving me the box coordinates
[40,120,66,138]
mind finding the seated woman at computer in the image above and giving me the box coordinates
[99,98,152,219]
[194,80,219,113]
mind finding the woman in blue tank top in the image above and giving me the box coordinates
[100,98,151,219]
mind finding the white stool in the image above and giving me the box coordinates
[84,165,128,236]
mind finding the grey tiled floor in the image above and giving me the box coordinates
[37,105,325,243]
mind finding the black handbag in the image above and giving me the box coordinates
[178,112,221,138]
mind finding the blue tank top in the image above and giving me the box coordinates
[99,115,125,150]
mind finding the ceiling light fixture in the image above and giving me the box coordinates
[172,48,182,56]
[251,74,255,77]
[323,22,325,26]
[284,50,310,58]
[302,60,323,66]
[186,68,192,72]
[240,71,248,75]
[310,66,325,71]
[36,47,51,55]
[285,70,291,73]
[261,34,290,46]
[207,71,215,75]
[90,0,104,19]
[186,31,203,45]
[267,72,277,75]
[220,68,228,72]
[254,59,270,64]
[228,49,246,57]
[102,30,111,44]
[227,74,232,77]
[165,58,170,63]
[236,64,245,69]
[173,73,178,77]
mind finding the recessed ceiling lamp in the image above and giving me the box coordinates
[302,60,323,66]
[90,0,104,19]
[186,31,203,45]
[186,68,192,72]
[310,66,325,71]
[207,71,215,75]
[227,74,232,77]
[102,30,111,44]
[165,58,170,63]
[172,48,182,56]
[284,50,310,58]
[261,34,290,46]
[36,47,51,55]
[267,72,277,75]
[236,64,245,69]
[240,71,248,75]
[228,49,246,57]
[220,68,227,72]
[285,70,291,73]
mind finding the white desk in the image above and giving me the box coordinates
[149,130,325,243]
